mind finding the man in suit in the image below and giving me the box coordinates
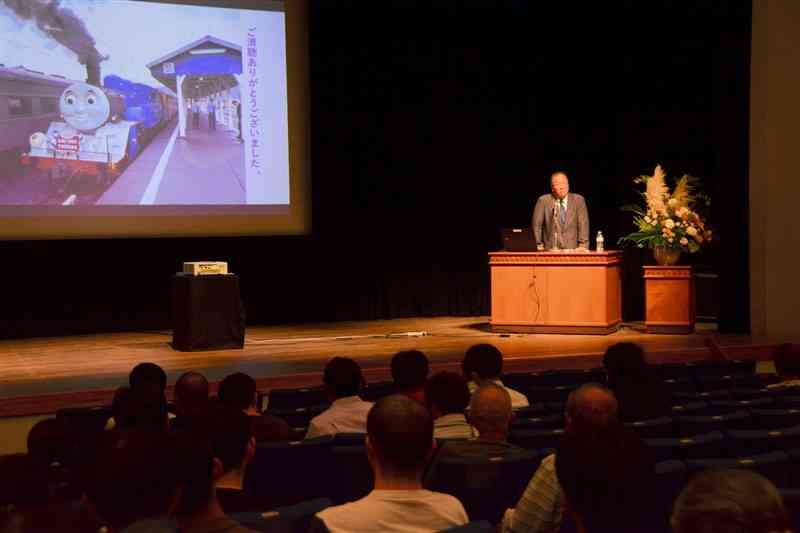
[532,172,590,250]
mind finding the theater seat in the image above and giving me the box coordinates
[671,401,712,416]
[644,431,728,463]
[687,451,791,489]
[265,405,328,429]
[524,385,576,404]
[725,426,800,456]
[674,410,752,437]
[231,497,333,533]
[511,413,564,431]
[268,387,328,410]
[244,436,335,508]
[653,460,688,532]
[508,428,564,451]
[707,398,774,415]
[750,408,800,430]
[329,445,373,504]
[625,417,674,439]
[425,449,544,524]
[360,381,394,402]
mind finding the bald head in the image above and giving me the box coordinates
[551,172,569,199]
[174,371,209,416]
[565,383,618,432]
[367,394,434,477]
[469,383,513,437]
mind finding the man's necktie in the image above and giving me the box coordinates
[559,200,566,226]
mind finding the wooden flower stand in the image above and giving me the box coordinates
[643,265,695,334]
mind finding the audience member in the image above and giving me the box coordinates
[603,342,671,422]
[425,383,524,488]
[555,419,654,532]
[174,371,210,416]
[106,362,170,431]
[311,395,469,533]
[86,428,180,532]
[129,362,168,393]
[306,357,372,439]
[207,407,259,513]
[462,344,529,408]
[768,343,800,390]
[27,417,80,499]
[117,383,170,430]
[27,417,78,469]
[671,469,792,533]
[391,349,430,405]
[437,383,522,458]
[173,427,259,532]
[425,371,475,440]
[0,452,100,533]
[501,383,620,533]
[218,372,290,442]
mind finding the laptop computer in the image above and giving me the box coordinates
[501,227,537,251]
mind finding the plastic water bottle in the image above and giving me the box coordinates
[596,231,604,252]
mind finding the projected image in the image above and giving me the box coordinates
[0,0,289,206]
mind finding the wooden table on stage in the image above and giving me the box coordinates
[489,250,622,334]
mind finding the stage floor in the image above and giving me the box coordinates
[0,316,774,417]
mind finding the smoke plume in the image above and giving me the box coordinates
[1,0,107,85]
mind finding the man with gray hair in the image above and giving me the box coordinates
[501,383,620,533]
[532,171,590,251]
[428,383,524,472]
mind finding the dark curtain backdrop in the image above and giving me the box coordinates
[0,0,751,339]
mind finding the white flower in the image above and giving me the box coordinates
[686,226,698,236]
[644,216,652,224]
[680,237,689,246]
[668,198,678,208]
[665,219,676,229]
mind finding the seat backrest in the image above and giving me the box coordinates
[268,387,328,410]
[625,417,674,439]
[750,408,800,430]
[725,425,800,456]
[231,497,334,533]
[329,445,373,504]
[359,381,395,402]
[511,414,564,431]
[265,404,329,429]
[427,449,543,524]
[243,436,335,508]
[645,431,727,463]
[508,428,564,451]
[686,451,791,488]
[675,410,752,437]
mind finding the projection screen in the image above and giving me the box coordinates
[0,0,310,238]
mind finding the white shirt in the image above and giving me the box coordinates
[433,413,477,440]
[469,379,530,409]
[316,489,468,533]
[305,396,372,439]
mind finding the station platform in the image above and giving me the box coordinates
[99,115,245,205]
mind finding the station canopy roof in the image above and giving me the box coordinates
[146,35,242,99]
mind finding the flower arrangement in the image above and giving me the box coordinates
[618,165,712,253]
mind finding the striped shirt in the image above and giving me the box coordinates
[501,453,564,533]
[468,379,530,409]
[433,413,476,440]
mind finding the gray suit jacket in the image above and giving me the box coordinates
[532,192,590,249]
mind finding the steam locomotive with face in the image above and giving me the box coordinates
[22,75,177,184]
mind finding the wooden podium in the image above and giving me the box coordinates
[489,251,622,334]
[643,266,695,334]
